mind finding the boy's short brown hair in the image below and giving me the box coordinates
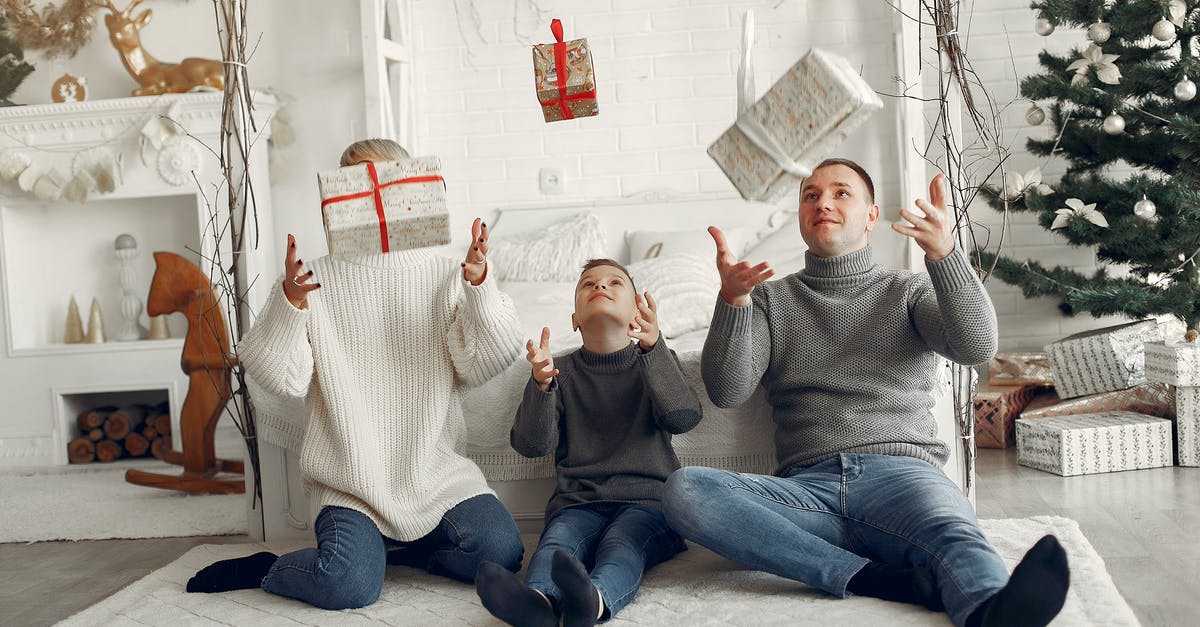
[580,258,636,293]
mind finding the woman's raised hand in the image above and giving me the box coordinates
[462,218,489,286]
[283,234,320,309]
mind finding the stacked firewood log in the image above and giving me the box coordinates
[67,402,173,463]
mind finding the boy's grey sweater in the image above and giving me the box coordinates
[702,245,997,474]
[511,340,702,520]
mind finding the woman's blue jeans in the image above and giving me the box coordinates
[525,502,684,620]
[662,454,1007,627]
[260,494,523,610]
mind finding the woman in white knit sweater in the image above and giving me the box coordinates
[185,139,526,610]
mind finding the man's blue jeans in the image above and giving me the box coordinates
[261,494,523,610]
[662,454,1008,627]
[525,503,684,620]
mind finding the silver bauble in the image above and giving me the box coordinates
[1025,103,1047,126]
[1152,18,1176,42]
[1175,76,1197,102]
[1134,195,1158,220]
[1035,17,1055,36]
[1103,113,1125,135]
[1088,21,1112,44]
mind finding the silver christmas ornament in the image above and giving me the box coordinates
[1103,113,1126,135]
[1134,195,1158,220]
[1025,103,1046,126]
[1035,17,1055,36]
[1175,75,1197,102]
[1088,21,1112,44]
[1152,18,1176,42]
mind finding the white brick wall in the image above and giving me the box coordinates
[408,0,1127,350]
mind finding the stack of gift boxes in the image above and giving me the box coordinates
[974,320,1194,476]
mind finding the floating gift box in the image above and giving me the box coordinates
[1020,382,1175,421]
[1015,411,1172,476]
[707,48,883,203]
[532,19,598,123]
[988,351,1054,386]
[1044,320,1162,399]
[973,383,1043,449]
[317,157,449,257]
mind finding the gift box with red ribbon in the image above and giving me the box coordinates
[317,157,449,257]
[532,19,598,123]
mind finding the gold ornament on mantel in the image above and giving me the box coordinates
[0,0,97,58]
[50,72,87,102]
[94,0,224,97]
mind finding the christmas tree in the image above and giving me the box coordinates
[977,0,1200,339]
[0,15,35,107]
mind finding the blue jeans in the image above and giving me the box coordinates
[261,494,523,610]
[662,454,1008,627]
[526,503,685,620]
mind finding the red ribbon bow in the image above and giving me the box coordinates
[321,162,444,253]
[542,18,596,120]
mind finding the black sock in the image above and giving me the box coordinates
[966,535,1070,627]
[186,551,278,593]
[551,550,601,627]
[474,560,557,627]
[846,560,944,611]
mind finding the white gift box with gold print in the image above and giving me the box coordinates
[317,157,449,257]
[1015,411,1172,476]
[1044,320,1162,399]
[1145,340,1200,466]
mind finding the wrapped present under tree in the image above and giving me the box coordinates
[1044,320,1162,399]
[988,351,1054,387]
[1020,382,1175,421]
[317,157,449,257]
[1145,340,1200,466]
[973,383,1043,449]
[532,19,598,123]
[1015,411,1172,477]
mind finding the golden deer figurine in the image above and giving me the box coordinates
[93,0,224,97]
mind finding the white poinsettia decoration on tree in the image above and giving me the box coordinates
[1067,44,1121,86]
[1004,167,1054,199]
[1051,198,1108,230]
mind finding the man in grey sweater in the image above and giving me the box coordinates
[662,159,1070,627]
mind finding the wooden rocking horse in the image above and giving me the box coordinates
[125,251,244,494]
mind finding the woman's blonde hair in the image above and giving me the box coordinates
[339,138,410,166]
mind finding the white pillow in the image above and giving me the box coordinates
[625,226,750,263]
[498,280,582,351]
[626,254,720,339]
[743,210,805,276]
[489,212,608,282]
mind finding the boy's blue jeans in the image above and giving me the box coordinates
[526,502,685,620]
[662,454,1008,627]
[261,494,523,610]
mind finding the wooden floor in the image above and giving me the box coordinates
[1,448,1196,626]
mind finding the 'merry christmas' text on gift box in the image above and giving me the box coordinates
[532,19,598,123]
[1044,320,1162,399]
[973,383,1043,449]
[317,157,449,258]
[707,47,883,203]
[1015,411,1173,476]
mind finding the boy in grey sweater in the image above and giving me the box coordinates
[475,259,702,627]
[663,159,1070,627]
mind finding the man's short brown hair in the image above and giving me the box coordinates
[580,258,636,293]
[807,158,875,204]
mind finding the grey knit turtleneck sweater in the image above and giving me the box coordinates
[701,245,997,473]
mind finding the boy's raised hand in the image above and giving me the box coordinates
[283,234,319,310]
[629,291,660,350]
[527,326,559,392]
[709,226,773,307]
[462,217,489,286]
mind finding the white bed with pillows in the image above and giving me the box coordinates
[251,196,965,538]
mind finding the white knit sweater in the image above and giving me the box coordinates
[239,250,523,541]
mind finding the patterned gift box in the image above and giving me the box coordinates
[532,19,598,123]
[1020,382,1175,421]
[317,157,449,257]
[988,351,1054,386]
[706,48,883,203]
[1015,411,1172,476]
[1144,341,1200,466]
[1044,320,1163,399]
[973,383,1043,449]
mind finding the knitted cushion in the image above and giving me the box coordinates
[489,212,608,282]
[627,254,720,339]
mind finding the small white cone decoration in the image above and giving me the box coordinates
[64,296,84,343]
[85,298,106,343]
[148,315,170,340]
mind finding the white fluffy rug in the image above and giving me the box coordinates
[0,462,246,543]
[59,516,1136,626]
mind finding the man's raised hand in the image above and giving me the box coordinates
[892,173,956,260]
[709,226,773,307]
